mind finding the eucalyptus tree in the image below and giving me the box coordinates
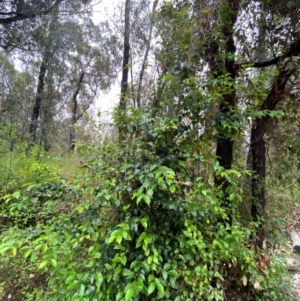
[0,52,35,150]
[110,0,161,111]
[135,0,159,108]
[21,1,120,152]
[27,15,82,149]
[0,0,95,50]
[156,0,300,242]
[2,1,300,300]
[233,0,300,247]
[114,0,161,139]
[68,19,119,151]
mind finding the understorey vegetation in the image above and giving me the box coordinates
[1,0,300,300]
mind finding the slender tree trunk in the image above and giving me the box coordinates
[28,53,49,148]
[136,0,159,108]
[70,71,85,151]
[244,5,267,208]
[213,0,239,222]
[247,8,300,249]
[41,106,52,151]
[0,100,2,123]
[119,0,131,138]
[250,68,291,248]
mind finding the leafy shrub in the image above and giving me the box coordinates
[0,111,294,300]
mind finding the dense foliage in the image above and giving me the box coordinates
[1,0,300,300]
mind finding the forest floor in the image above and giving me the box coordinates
[289,243,300,300]
[285,208,300,300]
[292,270,300,300]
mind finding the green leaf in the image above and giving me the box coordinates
[141,218,147,228]
[148,282,155,295]
[148,274,155,282]
[170,277,176,288]
[108,231,117,244]
[120,255,127,266]
[155,278,164,294]
[116,235,123,244]
[168,270,178,277]
[162,270,168,280]
[79,284,85,297]
[38,260,49,269]
[144,195,151,206]
[50,259,57,268]
[116,291,124,300]
[125,287,135,300]
[11,247,17,257]
[122,268,133,276]
[42,244,48,253]
[23,248,32,259]
[147,188,153,197]
[95,273,103,288]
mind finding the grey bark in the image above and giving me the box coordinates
[119,0,130,138]
[136,0,159,108]
[28,53,50,148]
[70,71,85,151]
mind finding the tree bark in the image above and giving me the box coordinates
[243,35,300,248]
[119,0,130,138]
[136,0,159,108]
[213,0,239,222]
[70,71,85,151]
[250,67,292,248]
[28,53,49,148]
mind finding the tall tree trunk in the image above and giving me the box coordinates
[248,35,300,248]
[250,68,292,248]
[40,106,52,152]
[136,0,159,108]
[213,0,239,222]
[245,5,267,204]
[70,71,85,151]
[28,54,49,148]
[119,0,131,138]
[0,99,2,123]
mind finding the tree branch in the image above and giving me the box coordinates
[236,38,300,70]
[0,0,64,25]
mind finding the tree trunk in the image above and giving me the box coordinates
[28,54,49,148]
[136,0,159,108]
[250,68,291,248]
[41,106,52,152]
[119,0,131,138]
[213,0,239,222]
[70,71,85,151]
[244,5,267,212]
